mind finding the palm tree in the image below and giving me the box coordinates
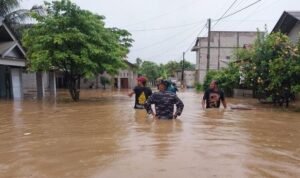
[0,0,20,17]
[1,0,44,41]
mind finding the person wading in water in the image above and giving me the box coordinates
[128,77,152,109]
[202,80,227,109]
[144,80,184,119]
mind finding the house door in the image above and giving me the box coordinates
[120,78,129,89]
[0,65,12,99]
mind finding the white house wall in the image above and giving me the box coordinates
[11,68,22,99]
[195,31,259,84]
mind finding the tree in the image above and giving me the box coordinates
[164,61,180,77]
[164,60,195,77]
[236,32,300,106]
[139,61,160,84]
[22,0,132,101]
[100,76,110,89]
[1,0,28,40]
[203,62,240,96]
[135,57,143,68]
[179,60,195,70]
[158,64,168,79]
[0,0,20,17]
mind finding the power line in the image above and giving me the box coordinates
[232,0,251,11]
[144,23,206,60]
[121,0,202,28]
[184,23,207,53]
[216,0,262,22]
[234,0,280,29]
[132,22,203,52]
[213,0,239,28]
[128,20,207,32]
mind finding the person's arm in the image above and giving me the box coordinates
[220,91,227,109]
[128,91,134,97]
[202,99,206,109]
[128,87,137,97]
[174,96,184,118]
[222,99,227,109]
[202,90,208,109]
[144,94,155,116]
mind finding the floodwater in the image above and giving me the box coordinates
[0,89,300,178]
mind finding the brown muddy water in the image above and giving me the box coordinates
[0,89,300,178]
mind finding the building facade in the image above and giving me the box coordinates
[0,19,26,100]
[79,60,138,90]
[192,31,261,84]
[175,70,196,88]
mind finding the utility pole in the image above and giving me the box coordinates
[181,52,185,87]
[207,18,211,71]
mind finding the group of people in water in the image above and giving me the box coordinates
[128,76,227,119]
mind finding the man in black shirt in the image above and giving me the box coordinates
[202,80,227,109]
[128,77,152,109]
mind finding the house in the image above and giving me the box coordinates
[272,11,300,44]
[79,60,138,89]
[191,31,262,84]
[0,18,57,100]
[272,11,300,100]
[0,18,26,99]
[175,70,196,88]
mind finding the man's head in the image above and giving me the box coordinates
[209,80,218,90]
[158,80,170,91]
[137,77,147,86]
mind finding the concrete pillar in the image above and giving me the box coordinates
[10,68,23,100]
[49,71,56,97]
[36,71,44,99]
[117,77,121,89]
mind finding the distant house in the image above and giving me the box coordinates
[272,11,300,44]
[113,61,138,89]
[175,70,196,88]
[191,31,263,84]
[79,60,138,89]
[0,18,26,99]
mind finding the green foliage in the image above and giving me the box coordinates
[164,60,195,77]
[164,61,179,77]
[203,62,240,96]
[195,83,203,92]
[100,76,110,89]
[158,64,168,79]
[22,0,132,101]
[0,0,20,17]
[135,58,195,81]
[236,32,300,103]
[139,61,160,83]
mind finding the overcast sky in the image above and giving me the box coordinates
[21,0,300,64]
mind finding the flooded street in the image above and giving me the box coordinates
[0,90,300,178]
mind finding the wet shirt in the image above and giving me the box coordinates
[133,86,152,109]
[203,89,225,108]
[144,91,184,119]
